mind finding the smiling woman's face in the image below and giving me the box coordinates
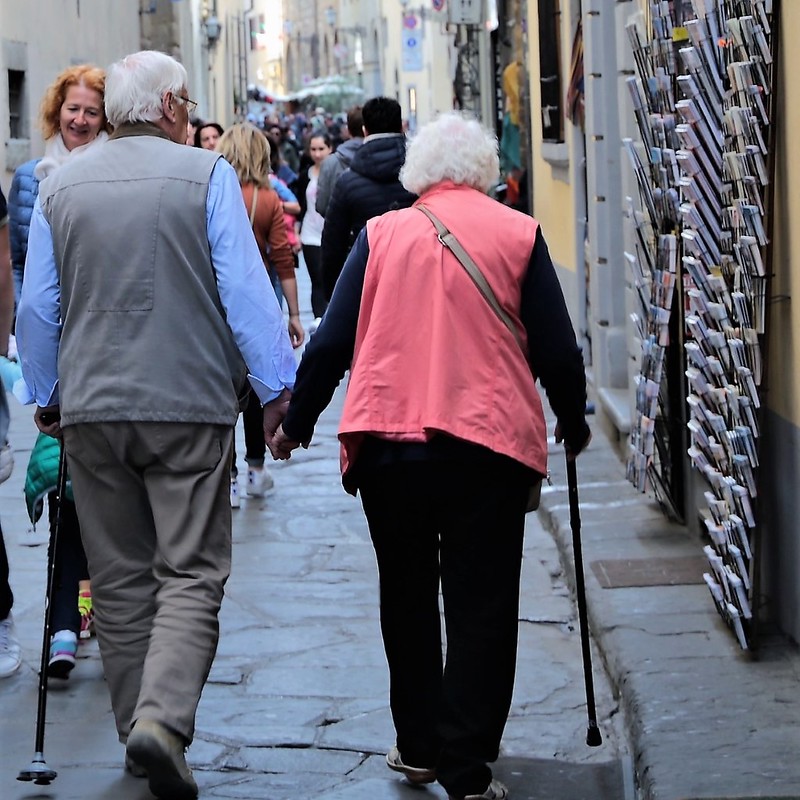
[59,84,104,151]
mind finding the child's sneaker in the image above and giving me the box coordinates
[78,590,94,639]
[246,466,274,497]
[48,629,78,679]
[0,614,21,678]
[230,478,241,508]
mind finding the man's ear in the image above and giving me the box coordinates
[162,91,176,122]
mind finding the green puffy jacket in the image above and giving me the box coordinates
[24,433,73,524]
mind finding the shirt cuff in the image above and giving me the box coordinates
[248,374,294,406]
[12,377,35,405]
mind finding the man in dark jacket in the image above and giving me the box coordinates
[320,97,416,300]
[315,105,363,217]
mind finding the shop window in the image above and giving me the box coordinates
[537,0,563,143]
[8,69,25,139]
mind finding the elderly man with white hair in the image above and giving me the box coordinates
[16,50,296,799]
[268,112,591,800]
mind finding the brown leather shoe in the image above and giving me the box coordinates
[124,754,147,778]
[126,719,198,799]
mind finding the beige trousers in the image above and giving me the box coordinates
[63,421,233,744]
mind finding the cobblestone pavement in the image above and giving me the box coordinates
[0,275,632,799]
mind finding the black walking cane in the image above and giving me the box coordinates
[17,438,67,784]
[566,454,602,747]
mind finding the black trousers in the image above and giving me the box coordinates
[301,244,328,319]
[0,520,12,620]
[231,389,266,478]
[359,457,528,797]
[47,495,89,635]
[242,387,266,466]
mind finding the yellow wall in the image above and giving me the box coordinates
[768,5,800,426]
[525,2,577,272]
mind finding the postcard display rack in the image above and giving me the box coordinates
[623,0,775,649]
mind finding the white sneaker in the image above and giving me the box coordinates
[0,614,21,678]
[230,479,241,509]
[0,443,13,485]
[308,317,323,337]
[246,466,274,497]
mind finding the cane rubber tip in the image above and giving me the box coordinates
[586,725,603,747]
[17,757,57,783]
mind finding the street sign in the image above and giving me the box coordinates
[402,23,423,72]
[448,0,482,25]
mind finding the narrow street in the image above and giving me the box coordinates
[0,267,633,799]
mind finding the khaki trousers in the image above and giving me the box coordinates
[63,421,233,744]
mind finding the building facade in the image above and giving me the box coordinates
[0,0,141,190]
[524,0,798,646]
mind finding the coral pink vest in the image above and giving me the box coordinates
[338,181,548,488]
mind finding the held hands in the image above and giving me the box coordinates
[268,423,306,461]
[35,405,62,439]
[262,388,308,460]
[555,421,592,462]
[262,388,292,444]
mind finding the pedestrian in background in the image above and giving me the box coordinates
[8,63,111,678]
[16,50,296,800]
[268,111,591,800]
[194,121,224,151]
[215,122,304,507]
[186,115,202,146]
[295,131,333,327]
[320,96,416,300]
[0,186,20,680]
[315,105,363,218]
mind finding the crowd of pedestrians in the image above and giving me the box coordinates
[0,48,590,800]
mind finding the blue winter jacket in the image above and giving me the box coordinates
[8,159,40,306]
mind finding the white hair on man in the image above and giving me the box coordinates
[105,50,188,128]
[400,111,500,197]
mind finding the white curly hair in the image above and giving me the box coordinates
[400,111,500,196]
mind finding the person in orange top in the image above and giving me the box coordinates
[216,123,303,504]
[269,112,590,800]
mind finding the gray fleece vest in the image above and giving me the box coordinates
[39,124,247,426]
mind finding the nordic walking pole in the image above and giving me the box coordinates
[566,453,602,747]
[18,437,66,784]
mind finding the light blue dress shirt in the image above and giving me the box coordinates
[16,157,296,409]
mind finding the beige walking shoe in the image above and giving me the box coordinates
[126,719,198,799]
[386,744,437,784]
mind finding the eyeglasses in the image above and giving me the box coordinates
[173,93,198,114]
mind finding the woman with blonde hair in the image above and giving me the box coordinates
[8,63,111,681]
[216,122,304,505]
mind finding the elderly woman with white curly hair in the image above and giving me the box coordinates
[269,112,591,800]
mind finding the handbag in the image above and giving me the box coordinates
[417,203,545,511]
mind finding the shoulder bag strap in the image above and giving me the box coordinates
[417,203,523,351]
[248,186,258,227]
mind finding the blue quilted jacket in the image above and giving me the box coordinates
[8,159,40,305]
